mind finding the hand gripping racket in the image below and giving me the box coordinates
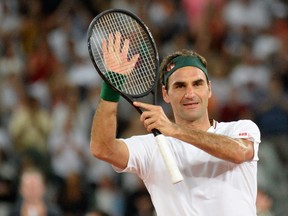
[87,9,183,184]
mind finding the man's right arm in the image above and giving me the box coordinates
[90,32,139,169]
[90,99,129,170]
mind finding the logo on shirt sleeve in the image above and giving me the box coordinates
[239,132,248,137]
[238,132,253,140]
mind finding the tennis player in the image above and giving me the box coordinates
[90,42,261,215]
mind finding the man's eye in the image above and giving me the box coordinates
[175,84,185,89]
[194,81,204,87]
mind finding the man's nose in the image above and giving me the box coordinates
[184,86,195,98]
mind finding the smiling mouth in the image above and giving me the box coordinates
[183,102,199,107]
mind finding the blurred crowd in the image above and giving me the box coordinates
[0,0,287,215]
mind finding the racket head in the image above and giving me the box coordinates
[87,9,159,100]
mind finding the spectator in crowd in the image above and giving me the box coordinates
[89,175,125,216]
[9,167,62,216]
[256,189,275,216]
[9,90,51,176]
[9,91,51,153]
[255,75,288,166]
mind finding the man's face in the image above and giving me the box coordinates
[20,173,45,202]
[162,66,211,124]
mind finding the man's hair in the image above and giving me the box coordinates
[20,167,46,185]
[159,49,208,89]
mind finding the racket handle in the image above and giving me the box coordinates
[153,131,184,184]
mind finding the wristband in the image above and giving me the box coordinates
[100,81,120,102]
[100,71,126,102]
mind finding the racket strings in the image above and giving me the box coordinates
[102,13,151,93]
[105,13,155,94]
[89,12,157,96]
[121,14,155,92]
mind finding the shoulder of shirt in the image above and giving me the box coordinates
[216,119,260,135]
[122,133,155,142]
[217,119,258,127]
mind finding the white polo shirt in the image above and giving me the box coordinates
[116,120,261,216]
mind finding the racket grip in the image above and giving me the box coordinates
[154,132,184,184]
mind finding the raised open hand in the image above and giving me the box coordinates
[102,32,139,75]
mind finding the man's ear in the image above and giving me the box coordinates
[162,85,170,103]
[208,80,212,99]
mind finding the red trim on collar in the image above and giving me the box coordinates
[210,119,217,129]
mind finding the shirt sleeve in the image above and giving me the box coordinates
[231,120,261,161]
[113,134,157,179]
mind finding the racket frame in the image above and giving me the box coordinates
[87,8,159,112]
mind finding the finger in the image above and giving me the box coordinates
[145,119,158,133]
[113,32,122,65]
[123,53,139,74]
[102,39,112,70]
[122,39,130,57]
[102,39,107,52]
[140,111,150,123]
[141,114,156,132]
[108,33,114,53]
[133,101,155,111]
[143,115,156,126]
[102,39,108,58]
[146,124,155,133]
[130,53,139,67]
[114,32,121,54]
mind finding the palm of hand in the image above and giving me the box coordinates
[102,32,139,75]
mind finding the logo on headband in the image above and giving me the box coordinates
[166,62,175,72]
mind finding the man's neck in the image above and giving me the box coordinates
[176,117,212,132]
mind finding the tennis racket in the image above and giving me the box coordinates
[87,9,183,184]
